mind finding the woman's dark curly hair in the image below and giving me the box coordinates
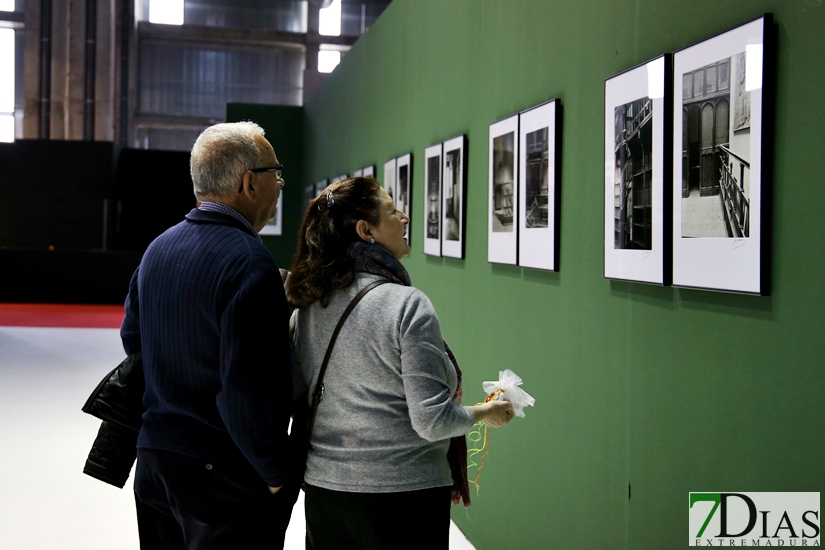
[287,177,383,308]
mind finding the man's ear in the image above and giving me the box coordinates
[240,170,254,196]
[355,219,372,242]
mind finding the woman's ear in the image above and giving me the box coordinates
[355,219,373,242]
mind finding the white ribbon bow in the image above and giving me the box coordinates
[482,369,535,418]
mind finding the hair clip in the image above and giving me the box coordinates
[318,189,335,211]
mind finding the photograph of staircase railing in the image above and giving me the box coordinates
[719,145,750,238]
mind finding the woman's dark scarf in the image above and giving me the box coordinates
[350,241,471,507]
[351,240,412,286]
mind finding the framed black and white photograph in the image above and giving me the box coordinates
[423,143,442,256]
[604,55,672,285]
[672,14,772,294]
[383,158,396,201]
[331,174,348,184]
[488,114,519,265]
[362,165,375,179]
[518,100,560,271]
[396,153,412,238]
[259,192,283,236]
[304,182,320,208]
[353,168,363,177]
[441,135,467,259]
[314,178,328,196]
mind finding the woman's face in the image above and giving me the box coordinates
[369,188,410,260]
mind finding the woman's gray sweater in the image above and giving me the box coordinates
[290,273,476,493]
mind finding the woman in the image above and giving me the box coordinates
[287,177,514,550]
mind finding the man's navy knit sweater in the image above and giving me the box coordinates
[121,207,292,487]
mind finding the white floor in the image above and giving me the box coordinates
[0,326,474,550]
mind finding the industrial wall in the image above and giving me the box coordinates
[261,1,823,547]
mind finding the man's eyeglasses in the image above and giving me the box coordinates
[250,164,283,179]
[241,164,283,193]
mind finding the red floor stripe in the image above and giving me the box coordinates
[0,304,125,329]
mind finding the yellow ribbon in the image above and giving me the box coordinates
[466,389,506,495]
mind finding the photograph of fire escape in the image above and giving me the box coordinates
[492,131,515,232]
[681,54,750,239]
[427,154,440,239]
[524,128,549,229]
[614,97,653,250]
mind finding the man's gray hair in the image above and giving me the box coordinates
[190,121,266,199]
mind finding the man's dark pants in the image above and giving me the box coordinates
[134,448,297,550]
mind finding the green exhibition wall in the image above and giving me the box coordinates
[226,103,303,266]
[255,1,824,548]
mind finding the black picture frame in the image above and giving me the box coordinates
[518,99,561,272]
[395,153,412,241]
[604,55,673,285]
[423,143,442,257]
[441,135,468,259]
[259,192,283,236]
[488,114,519,265]
[383,158,396,201]
[672,14,773,295]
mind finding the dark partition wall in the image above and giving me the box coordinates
[0,249,142,304]
[111,148,195,252]
[0,141,193,303]
[0,140,114,250]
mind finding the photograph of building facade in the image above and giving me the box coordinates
[681,54,751,238]
[613,97,653,250]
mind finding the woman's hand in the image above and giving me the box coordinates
[470,400,515,428]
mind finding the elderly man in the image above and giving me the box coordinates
[120,121,294,549]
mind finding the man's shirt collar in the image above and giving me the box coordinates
[198,201,261,242]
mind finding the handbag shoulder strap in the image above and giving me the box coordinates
[307,279,389,438]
